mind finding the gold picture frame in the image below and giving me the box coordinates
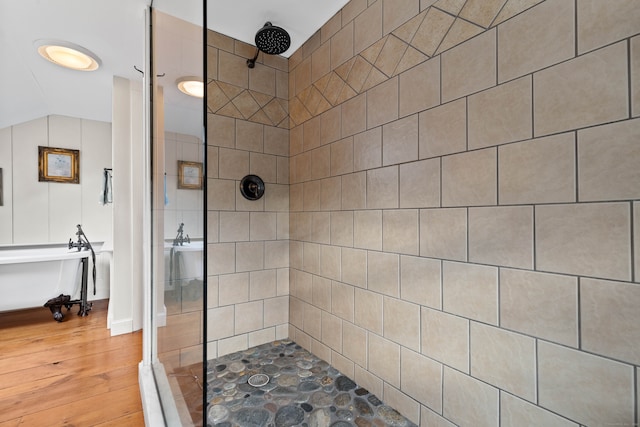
[178,161,203,190]
[38,146,80,184]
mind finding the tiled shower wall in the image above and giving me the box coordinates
[205,32,291,358]
[287,0,640,426]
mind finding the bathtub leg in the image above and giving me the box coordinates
[77,256,92,317]
[44,294,71,322]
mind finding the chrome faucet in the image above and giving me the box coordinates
[69,224,91,251]
[173,223,190,246]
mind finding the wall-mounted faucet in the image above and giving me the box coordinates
[173,222,190,246]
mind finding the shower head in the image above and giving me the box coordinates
[247,22,291,68]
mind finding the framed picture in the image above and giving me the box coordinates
[178,161,203,190]
[38,146,80,184]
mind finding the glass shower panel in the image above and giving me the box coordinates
[150,3,205,426]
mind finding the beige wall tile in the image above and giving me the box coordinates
[443,367,499,427]
[207,306,235,340]
[342,172,367,210]
[208,211,220,244]
[208,179,235,211]
[312,275,332,312]
[470,322,536,402]
[367,166,399,209]
[236,241,264,272]
[249,270,277,301]
[321,245,342,281]
[218,335,249,357]
[321,311,343,351]
[331,137,354,177]
[343,321,367,367]
[578,118,640,201]
[320,176,342,212]
[383,0,419,35]
[332,21,355,69]
[400,158,440,209]
[633,36,640,117]
[442,148,497,207]
[311,145,331,180]
[311,42,331,83]
[341,247,368,288]
[342,0,366,24]
[420,208,467,262]
[499,133,576,205]
[368,333,401,387]
[367,76,399,129]
[304,303,322,339]
[382,115,419,166]
[354,127,382,171]
[236,120,263,152]
[297,270,314,303]
[501,393,579,427]
[207,276,219,308]
[219,211,250,242]
[330,277,354,321]
[332,350,354,378]
[276,268,289,296]
[500,269,578,347]
[354,210,382,250]
[207,146,219,179]
[400,255,441,308]
[354,0,383,54]
[383,297,420,351]
[538,341,635,426]
[421,406,457,427]
[250,153,277,184]
[577,0,640,54]
[277,156,289,185]
[354,365,384,398]
[218,148,249,180]
[581,278,640,365]
[534,41,628,137]
[331,211,354,247]
[497,0,574,83]
[249,62,276,96]
[264,296,288,327]
[321,106,342,146]
[442,29,496,102]
[235,300,263,334]
[295,57,312,97]
[383,384,420,425]
[249,328,276,348]
[355,288,383,334]
[400,347,442,413]
[368,251,400,297]
[264,125,289,157]
[265,184,289,212]
[303,116,321,152]
[250,212,277,241]
[303,180,320,211]
[289,296,303,329]
[399,57,440,118]
[208,243,236,275]
[343,94,367,138]
[459,0,506,28]
[419,98,467,159]
[219,272,249,305]
[208,114,235,149]
[422,308,469,373]
[468,206,533,269]
[443,261,498,325]
[468,76,532,150]
[303,242,320,276]
[536,203,632,281]
[218,50,249,88]
[383,210,419,255]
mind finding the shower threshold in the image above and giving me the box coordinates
[204,340,417,427]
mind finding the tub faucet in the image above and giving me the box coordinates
[69,224,91,251]
[173,223,190,246]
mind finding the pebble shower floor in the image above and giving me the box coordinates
[205,340,417,427]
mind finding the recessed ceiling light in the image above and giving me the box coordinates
[35,39,101,71]
[176,77,204,98]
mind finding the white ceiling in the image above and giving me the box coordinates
[0,0,349,135]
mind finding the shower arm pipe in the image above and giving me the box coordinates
[247,48,260,69]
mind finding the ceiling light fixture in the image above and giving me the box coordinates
[176,77,204,98]
[35,39,101,71]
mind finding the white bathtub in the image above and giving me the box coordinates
[0,244,101,312]
[164,241,203,289]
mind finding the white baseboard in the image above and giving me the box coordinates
[109,317,133,336]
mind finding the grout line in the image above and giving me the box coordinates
[574,131,579,202]
[628,38,633,119]
[532,205,537,271]
[630,202,635,282]
[577,277,582,350]
[574,0,578,57]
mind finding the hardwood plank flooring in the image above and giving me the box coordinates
[0,300,144,426]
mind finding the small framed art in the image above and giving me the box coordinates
[38,146,80,184]
[178,161,203,190]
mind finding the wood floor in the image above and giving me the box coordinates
[0,300,145,426]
